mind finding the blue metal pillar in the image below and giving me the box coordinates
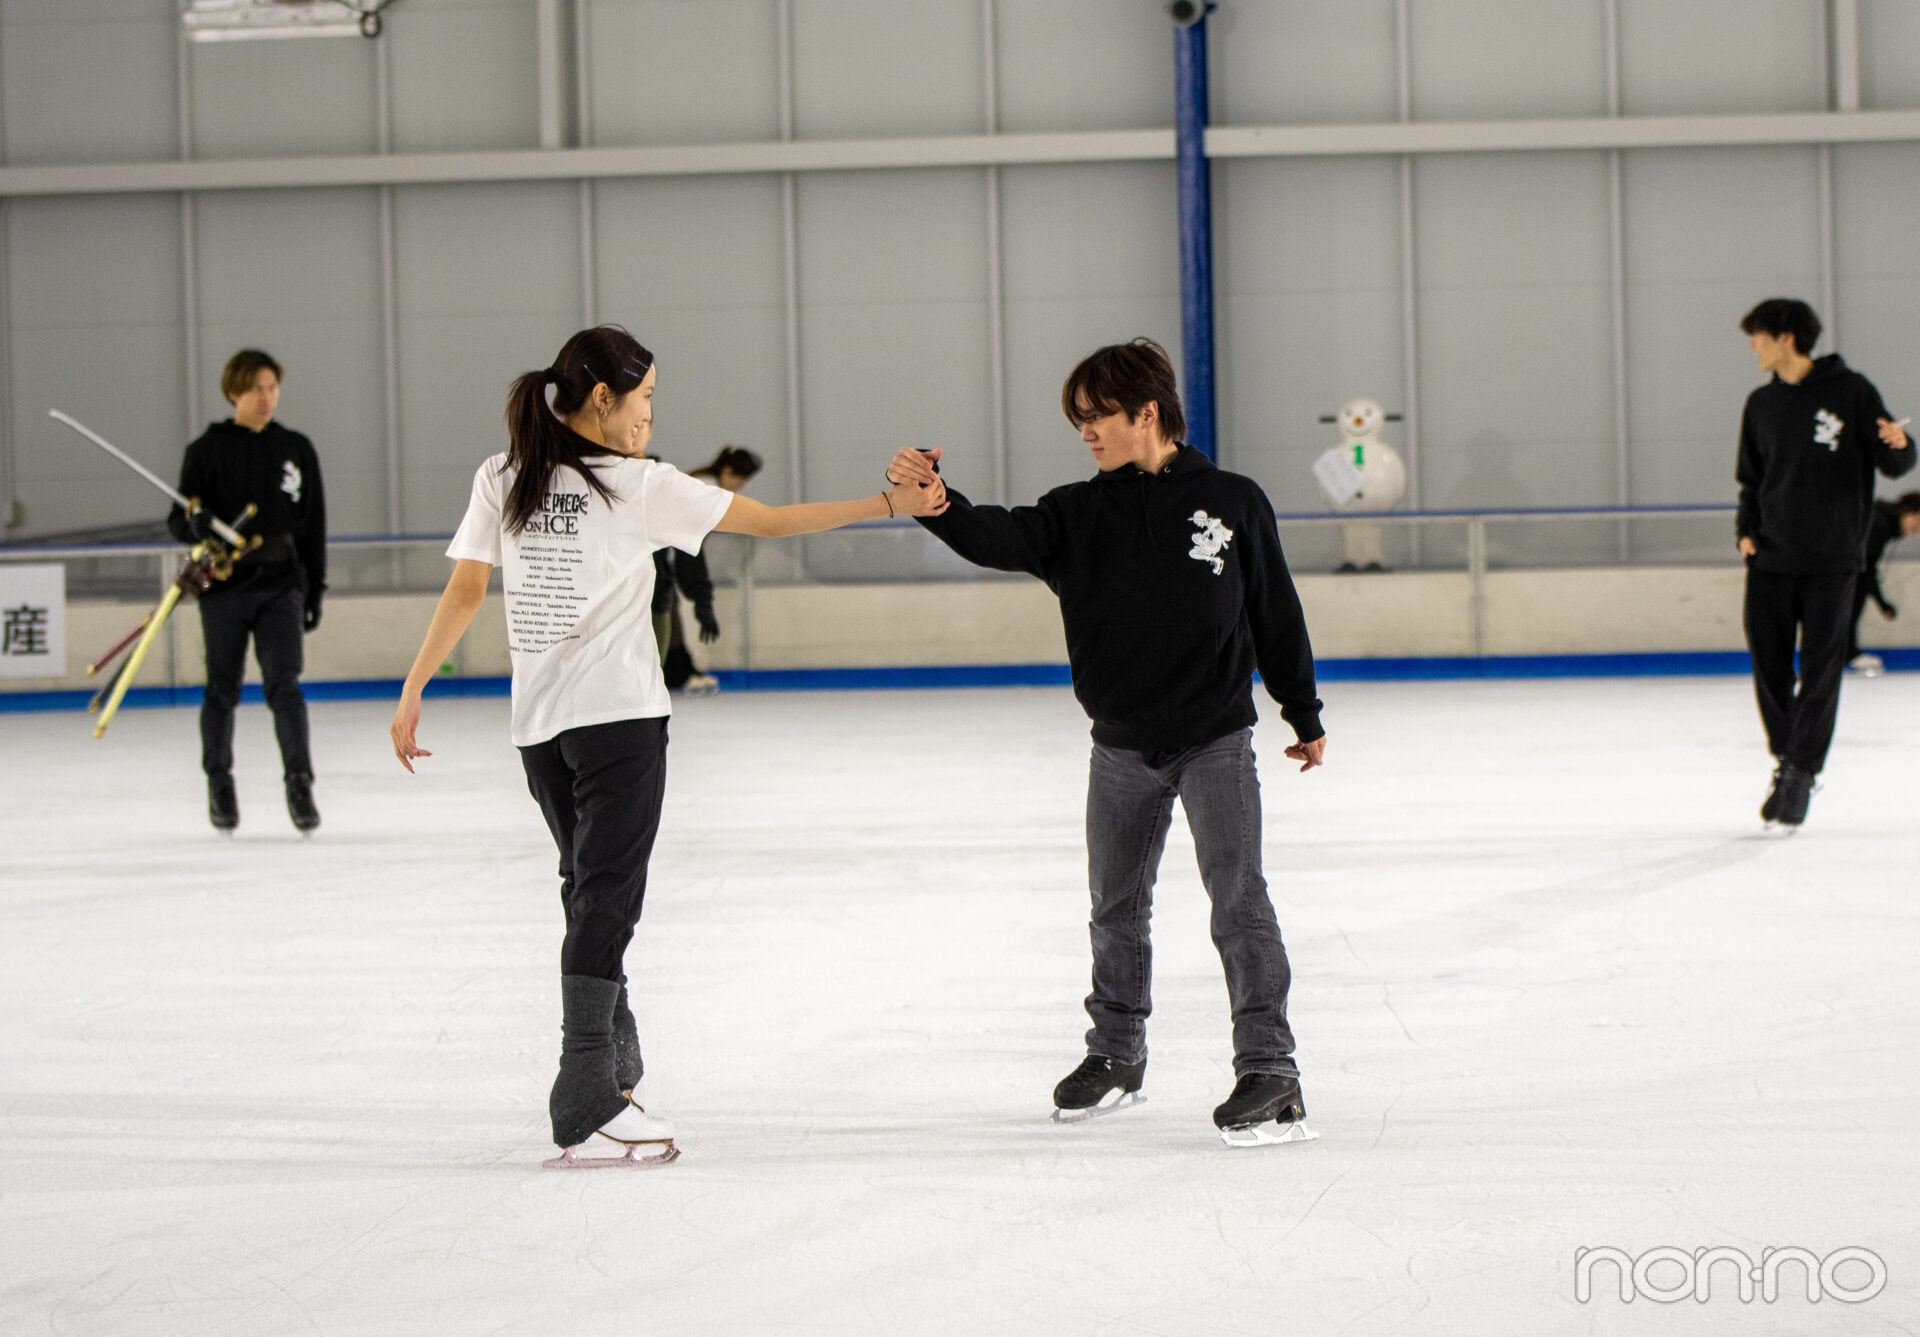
[1173,8,1217,459]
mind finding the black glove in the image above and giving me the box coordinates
[186,507,215,542]
[695,602,720,644]
[303,597,323,633]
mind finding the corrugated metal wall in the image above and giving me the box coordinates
[3,0,1917,563]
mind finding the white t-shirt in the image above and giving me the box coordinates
[447,451,734,746]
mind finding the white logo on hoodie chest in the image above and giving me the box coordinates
[280,460,303,503]
[1188,511,1233,575]
[1813,408,1844,452]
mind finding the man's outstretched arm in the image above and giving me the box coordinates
[887,447,1058,581]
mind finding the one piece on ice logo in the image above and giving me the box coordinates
[1574,1244,1886,1305]
[525,491,589,537]
[1187,510,1232,575]
[1813,408,1845,451]
[280,460,303,502]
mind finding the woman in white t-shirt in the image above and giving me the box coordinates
[387,325,946,1168]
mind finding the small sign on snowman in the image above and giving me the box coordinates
[1311,447,1366,507]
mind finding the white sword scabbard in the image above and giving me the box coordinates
[49,409,246,546]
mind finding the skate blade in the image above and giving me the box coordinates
[543,1141,679,1169]
[1219,1120,1318,1149]
[1051,1091,1145,1124]
[1760,821,1801,838]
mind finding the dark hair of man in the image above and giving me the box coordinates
[1060,337,1187,443]
[1896,492,1920,519]
[692,446,763,481]
[1739,298,1823,356]
[502,325,653,535]
[221,348,283,402]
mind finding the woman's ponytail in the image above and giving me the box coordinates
[500,326,653,534]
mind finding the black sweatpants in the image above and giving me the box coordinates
[1743,568,1856,774]
[199,570,311,779]
[519,717,669,981]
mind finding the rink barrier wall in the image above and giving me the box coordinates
[17,564,1920,692]
[5,649,1918,715]
[708,648,1920,686]
[5,547,1918,705]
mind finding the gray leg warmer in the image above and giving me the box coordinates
[550,974,633,1148]
[613,976,643,1093]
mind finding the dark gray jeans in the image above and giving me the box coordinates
[1084,727,1298,1078]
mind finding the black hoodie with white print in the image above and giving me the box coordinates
[166,419,327,598]
[1736,353,1916,574]
[916,445,1322,753]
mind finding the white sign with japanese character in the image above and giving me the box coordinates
[0,564,66,678]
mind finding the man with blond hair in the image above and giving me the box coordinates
[168,349,328,834]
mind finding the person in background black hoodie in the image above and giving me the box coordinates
[1846,492,1920,674]
[166,349,327,835]
[888,338,1325,1145]
[651,446,763,693]
[1735,298,1913,827]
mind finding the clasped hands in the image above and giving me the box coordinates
[886,447,944,494]
[885,462,950,517]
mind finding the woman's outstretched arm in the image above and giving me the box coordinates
[390,558,493,772]
[714,476,947,537]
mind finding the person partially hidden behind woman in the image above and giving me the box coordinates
[652,446,763,694]
[1846,491,1920,676]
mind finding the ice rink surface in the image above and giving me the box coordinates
[2,675,1917,1336]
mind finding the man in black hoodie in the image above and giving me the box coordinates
[888,339,1324,1146]
[166,349,327,834]
[1735,299,1913,827]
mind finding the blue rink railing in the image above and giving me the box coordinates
[5,503,1914,702]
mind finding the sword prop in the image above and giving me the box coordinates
[88,502,259,739]
[87,616,152,679]
[48,409,247,546]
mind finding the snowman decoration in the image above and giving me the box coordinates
[1311,397,1407,572]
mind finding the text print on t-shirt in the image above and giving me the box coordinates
[508,491,591,653]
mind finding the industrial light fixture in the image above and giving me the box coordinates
[182,0,398,43]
